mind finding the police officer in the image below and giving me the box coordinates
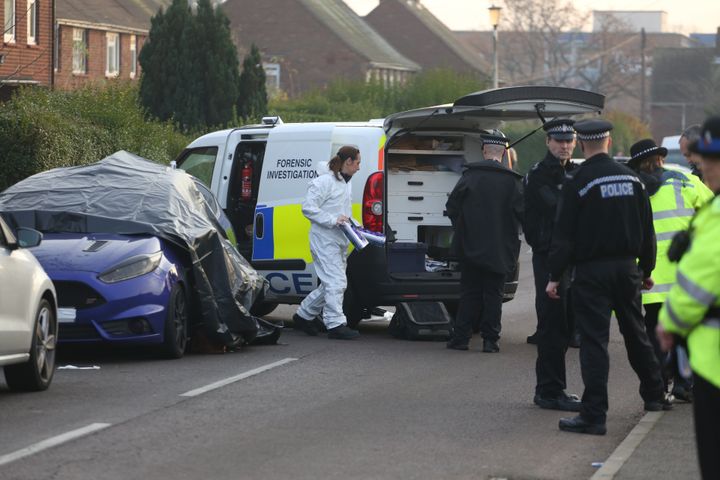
[523,119,581,412]
[626,138,713,402]
[446,132,524,353]
[547,119,668,435]
[657,115,720,479]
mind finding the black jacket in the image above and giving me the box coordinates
[446,160,523,275]
[523,152,575,254]
[548,153,656,281]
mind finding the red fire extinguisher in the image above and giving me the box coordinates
[241,159,253,201]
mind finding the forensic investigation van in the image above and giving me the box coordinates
[175,86,605,326]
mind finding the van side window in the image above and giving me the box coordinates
[176,147,218,187]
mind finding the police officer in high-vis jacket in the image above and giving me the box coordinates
[626,138,714,402]
[523,119,581,412]
[547,119,668,435]
[657,116,720,480]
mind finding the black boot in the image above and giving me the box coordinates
[327,325,360,340]
[293,314,319,336]
[559,416,606,435]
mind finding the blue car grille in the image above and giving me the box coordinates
[59,324,102,340]
[53,281,106,309]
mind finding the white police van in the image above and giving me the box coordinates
[175,86,605,325]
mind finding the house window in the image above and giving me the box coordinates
[72,28,87,74]
[263,63,280,92]
[106,32,120,76]
[130,35,137,78]
[27,0,37,45]
[4,0,15,43]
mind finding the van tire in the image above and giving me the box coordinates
[250,301,279,317]
[343,286,363,329]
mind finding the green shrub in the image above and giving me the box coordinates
[0,84,192,191]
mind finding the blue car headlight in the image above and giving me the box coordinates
[98,252,163,283]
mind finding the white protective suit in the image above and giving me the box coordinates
[297,171,353,329]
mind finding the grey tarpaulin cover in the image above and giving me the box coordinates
[0,151,276,346]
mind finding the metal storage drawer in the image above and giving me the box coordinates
[387,192,449,214]
[387,171,461,194]
[388,213,452,242]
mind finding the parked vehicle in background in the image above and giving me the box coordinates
[0,216,58,391]
[661,135,689,168]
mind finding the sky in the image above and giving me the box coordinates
[343,0,720,35]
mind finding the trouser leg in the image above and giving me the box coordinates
[479,270,505,342]
[643,303,670,390]
[572,264,612,424]
[613,262,664,403]
[452,264,484,343]
[298,242,348,330]
[693,373,720,480]
[534,253,571,397]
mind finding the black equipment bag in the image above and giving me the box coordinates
[388,302,452,341]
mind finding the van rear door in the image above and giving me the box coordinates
[384,86,605,133]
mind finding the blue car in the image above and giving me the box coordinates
[30,232,190,358]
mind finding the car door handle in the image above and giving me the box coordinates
[408,181,423,186]
[408,196,424,201]
[408,216,423,221]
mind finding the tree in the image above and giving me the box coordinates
[139,0,240,131]
[237,44,268,121]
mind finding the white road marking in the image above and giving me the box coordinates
[0,423,111,467]
[590,411,664,479]
[180,357,298,397]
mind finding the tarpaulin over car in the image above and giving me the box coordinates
[0,151,275,347]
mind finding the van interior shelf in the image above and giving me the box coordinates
[388,149,466,155]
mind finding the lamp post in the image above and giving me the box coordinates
[488,5,502,89]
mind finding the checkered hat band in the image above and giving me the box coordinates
[484,139,508,146]
[547,126,575,133]
[631,146,661,161]
[577,131,610,141]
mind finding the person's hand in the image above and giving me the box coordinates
[336,215,349,225]
[656,322,675,352]
[642,277,654,290]
[546,280,560,299]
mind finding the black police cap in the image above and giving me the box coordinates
[689,115,720,159]
[481,132,510,148]
[574,119,613,141]
[543,118,576,141]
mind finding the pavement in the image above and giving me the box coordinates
[594,400,701,479]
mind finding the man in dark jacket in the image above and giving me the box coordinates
[524,119,582,412]
[547,119,668,435]
[446,132,523,353]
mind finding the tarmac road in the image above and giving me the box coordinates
[0,247,677,479]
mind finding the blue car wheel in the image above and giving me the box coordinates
[161,283,188,359]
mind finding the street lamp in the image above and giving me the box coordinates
[488,5,502,89]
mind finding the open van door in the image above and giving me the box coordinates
[384,86,605,133]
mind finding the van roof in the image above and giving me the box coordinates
[661,135,681,149]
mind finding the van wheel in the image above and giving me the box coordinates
[250,301,279,317]
[4,298,57,391]
[160,284,188,359]
[343,286,363,329]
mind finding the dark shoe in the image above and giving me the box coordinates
[482,339,499,353]
[569,332,581,348]
[534,392,581,412]
[293,314,318,336]
[371,307,387,316]
[559,416,607,435]
[446,338,469,351]
[312,316,327,333]
[671,385,693,403]
[526,332,539,345]
[644,394,673,411]
[327,325,360,340]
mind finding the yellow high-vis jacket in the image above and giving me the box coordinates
[659,194,720,389]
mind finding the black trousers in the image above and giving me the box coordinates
[452,263,505,342]
[693,373,720,480]
[533,253,573,397]
[571,258,665,424]
[643,302,692,392]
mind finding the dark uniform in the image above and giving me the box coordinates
[523,119,579,411]
[446,133,524,353]
[548,119,667,434]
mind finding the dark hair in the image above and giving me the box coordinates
[328,146,359,180]
[681,124,701,143]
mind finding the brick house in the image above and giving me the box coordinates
[53,0,171,90]
[221,0,420,98]
[365,0,488,76]
[1,0,54,101]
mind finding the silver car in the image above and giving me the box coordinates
[0,216,58,391]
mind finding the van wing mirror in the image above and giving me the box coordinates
[16,228,43,248]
